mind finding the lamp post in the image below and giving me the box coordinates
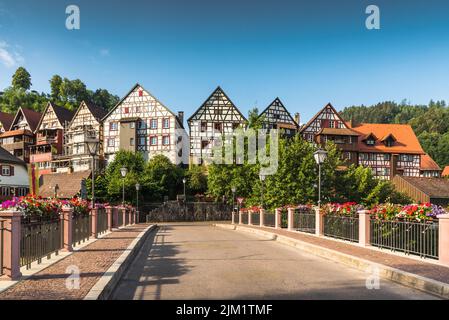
[259,174,266,209]
[182,178,186,218]
[120,167,128,206]
[135,183,140,223]
[313,148,328,207]
[231,186,236,214]
[86,139,99,208]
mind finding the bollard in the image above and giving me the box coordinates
[288,208,294,231]
[315,206,324,236]
[358,210,371,246]
[259,208,265,227]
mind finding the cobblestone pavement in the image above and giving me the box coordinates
[111,223,438,300]
[0,224,150,300]
[243,225,449,284]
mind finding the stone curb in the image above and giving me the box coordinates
[83,224,157,300]
[215,224,449,299]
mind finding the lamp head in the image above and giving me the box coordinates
[120,167,128,178]
[313,149,328,165]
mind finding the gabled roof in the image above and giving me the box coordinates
[10,107,42,132]
[69,101,107,128]
[352,123,425,154]
[0,146,26,165]
[187,86,247,123]
[299,103,350,133]
[258,97,299,127]
[317,127,360,136]
[103,83,183,128]
[36,102,74,132]
[0,112,14,131]
[442,166,449,177]
[420,154,441,171]
[395,176,449,199]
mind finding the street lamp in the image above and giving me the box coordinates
[120,167,128,206]
[231,186,236,213]
[313,148,328,207]
[135,183,140,223]
[182,178,186,217]
[86,139,99,208]
[259,173,266,209]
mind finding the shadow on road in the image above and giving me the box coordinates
[111,225,191,300]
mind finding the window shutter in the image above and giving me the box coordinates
[10,165,14,176]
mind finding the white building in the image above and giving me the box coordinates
[103,83,188,166]
[0,146,29,200]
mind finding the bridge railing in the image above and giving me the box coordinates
[232,206,449,266]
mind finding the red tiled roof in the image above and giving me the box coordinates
[443,166,449,177]
[39,170,91,199]
[0,112,14,131]
[351,123,425,154]
[20,108,42,132]
[0,129,34,138]
[318,127,360,136]
[420,154,441,171]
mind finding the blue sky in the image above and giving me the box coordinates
[1,0,449,123]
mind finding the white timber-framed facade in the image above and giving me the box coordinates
[258,97,300,137]
[102,83,188,166]
[187,86,247,165]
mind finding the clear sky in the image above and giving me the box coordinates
[1,0,449,123]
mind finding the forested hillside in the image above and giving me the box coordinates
[340,100,449,167]
[0,67,119,114]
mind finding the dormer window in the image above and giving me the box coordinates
[382,134,396,147]
[366,139,375,146]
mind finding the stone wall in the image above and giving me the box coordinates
[144,201,232,222]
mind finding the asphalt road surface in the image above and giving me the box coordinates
[111,223,438,300]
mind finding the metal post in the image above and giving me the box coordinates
[318,163,321,207]
[122,178,125,206]
[91,155,95,208]
[261,180,264,209]
[136,188,139,223]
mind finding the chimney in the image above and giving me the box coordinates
[294,112,300,126]
[177,111,184,126]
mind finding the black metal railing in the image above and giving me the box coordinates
[293,207,316,234]
[251,212,260,225]
[281,210,288,228]
[0,219,4,276]
[323,214,359,243]
[97,209,108,235]
[241,213,248,224]
[20,217,63,269]
[72,214,91,246]
[370,219,439,259]
[263,211,276,227]
[118,209,124,226]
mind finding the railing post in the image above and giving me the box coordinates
[259,208,265,227]
[438,213,449,266]
[315,206,324,236]
[231,211,236,224]
[61,206,74,252]
[358,210,371,247]
[106,206,113,231]
[248,210,252,225]
[288,208,294,231]
[122,207,126,227]
[90,208,98,239]
[275,208,281,229]
[239,210,242,224]
[0,211,22,280]
[128,208,132,225]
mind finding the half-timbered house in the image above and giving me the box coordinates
[300,103,359,165]
[53,101,107,173]
[102,83,188,166]
[29,102,74,175]
[188,87,246,165]
[420,153,442,178]
[0,107,41,163]
[258,98,300,137]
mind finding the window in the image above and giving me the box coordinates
[150,119,158,129]
[130,122,135,129]
[384,154,391,161]
[138,121,145,129]
[1,187,9,196]
[1,165,11,176]
[329,120,335,128]
[383,168,390,176]
[130,138,135,146]
[139,137,146,146]
[339,122,345,128]
[366,139,375,146]
[162,135,170,146]
[150,136,158,146]
[163,118,170,129]
[201,122,207,132]
[124,107,129,114]
[360,153,369,161]
[369,153,376,161]
[385,138,394,147]
[108,138,115,147]
[110,122,118,131]
[214,109,221,115]
[214,123,222,132]
[344,152,352,160]
[201,140,209,149]
[138,90,143,97]
[401,155,414,162]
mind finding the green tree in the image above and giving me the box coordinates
[185,165,208,195]
[49,75,63,100]
[12,67,32,90]
[144,155,184,200]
